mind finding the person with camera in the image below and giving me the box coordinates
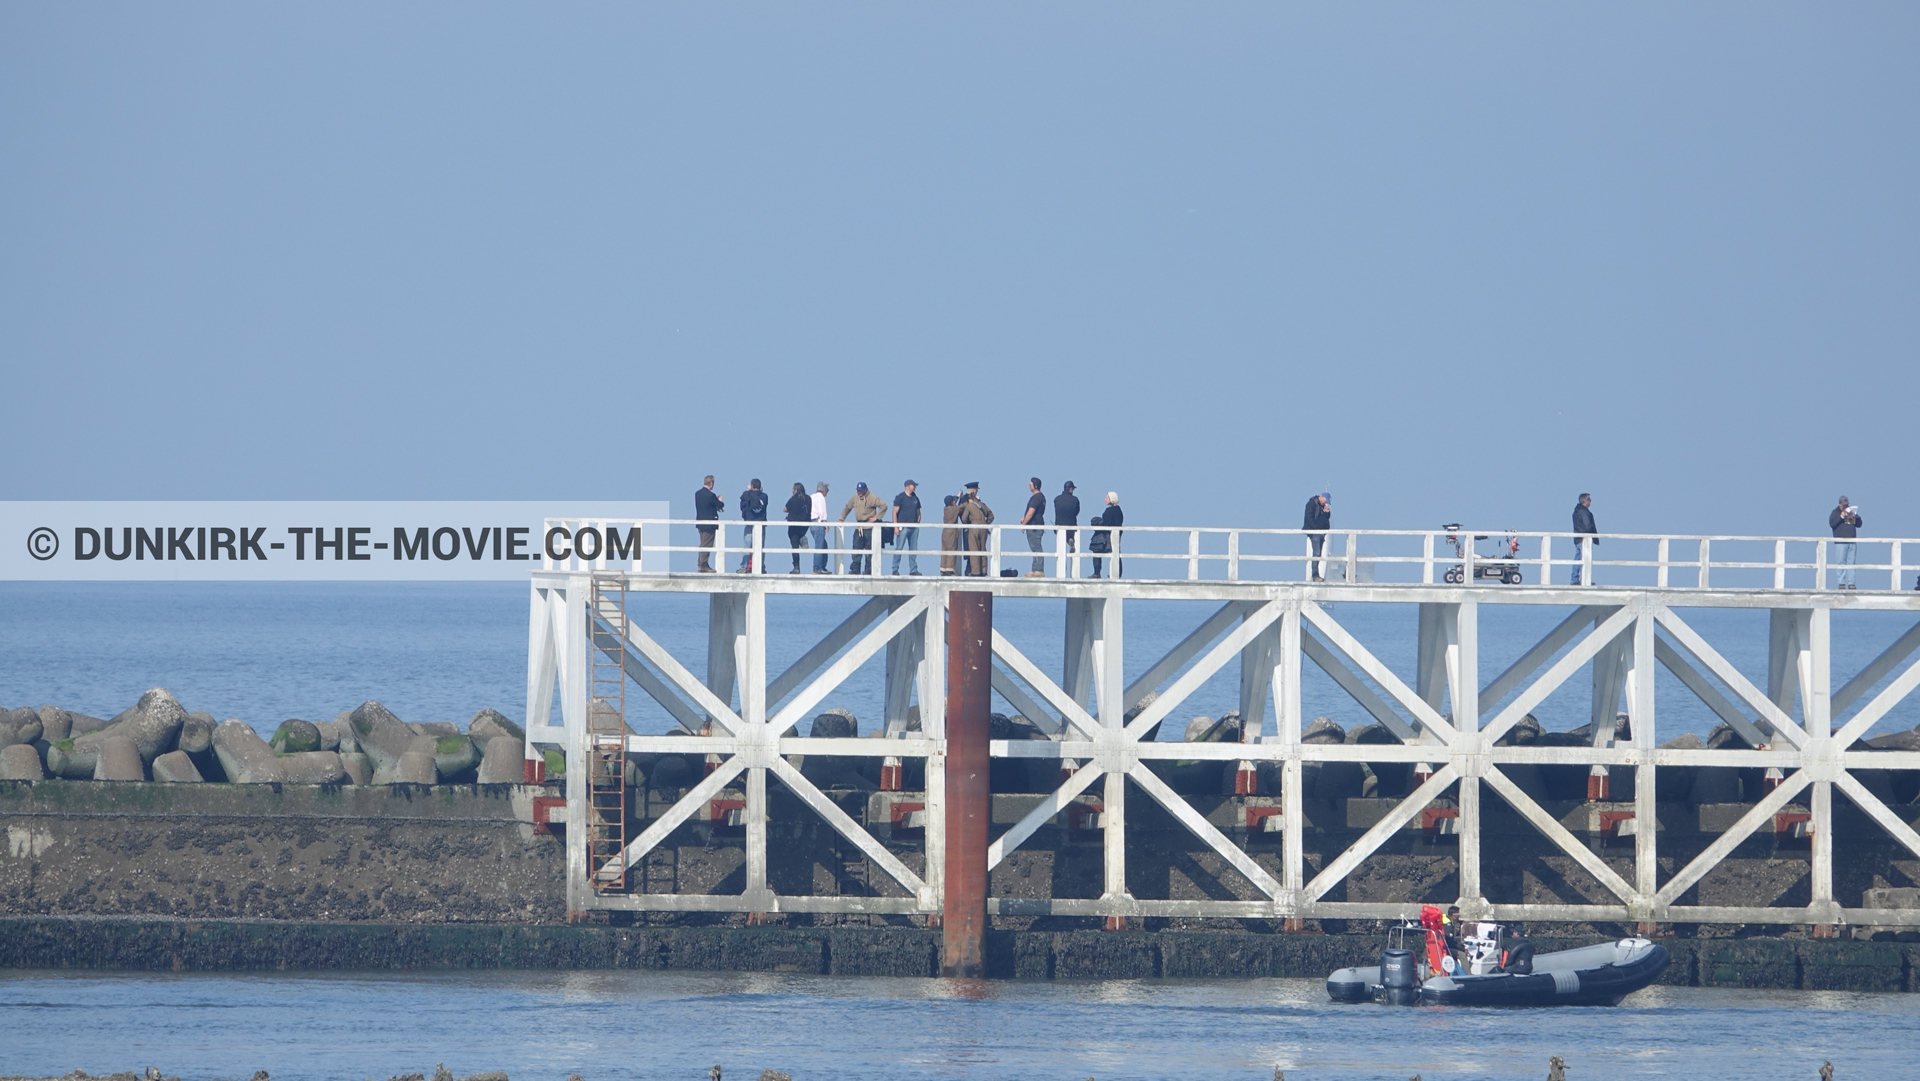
[1303,491,1331,582]
[1830,496,1863,590]
[1088,491,1123,578]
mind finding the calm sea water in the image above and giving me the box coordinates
[2,969,1916,1081]
[1,582,1916,742]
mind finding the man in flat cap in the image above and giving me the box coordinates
[958,482,994,576]
[839,481,887,575]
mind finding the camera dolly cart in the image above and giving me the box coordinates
[1440,524,1522,585]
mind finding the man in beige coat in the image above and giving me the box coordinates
[838,481,888,575]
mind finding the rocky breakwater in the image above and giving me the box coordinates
[0,692,531,789]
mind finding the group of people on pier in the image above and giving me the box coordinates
[692,477,1126,578]
[688,479,1876,589]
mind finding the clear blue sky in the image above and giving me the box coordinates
[4,3,1915,537]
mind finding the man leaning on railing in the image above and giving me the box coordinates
[1831,496,1863,590]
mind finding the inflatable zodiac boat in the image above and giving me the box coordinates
[1326,906,1669,1008]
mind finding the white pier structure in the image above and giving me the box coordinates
[526,519,1920,932]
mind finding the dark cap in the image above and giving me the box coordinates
[964,481,979,489]
[856,482,868,492]
[1063,481,1075,490]
[904,479,917,487]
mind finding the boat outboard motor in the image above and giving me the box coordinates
[1378,948,1418,1006]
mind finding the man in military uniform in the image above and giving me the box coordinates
[958,481,994,576]
[838,481,888,575]
[940,494,962,576]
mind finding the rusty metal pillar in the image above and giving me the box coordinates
[942,590,991,978]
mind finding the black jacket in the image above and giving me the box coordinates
[694,487,723,521]
[1830,507,1862,539]
[1303,497,1330,532]
[1572,503,1597,538]
[1091,504,1123,549]
[1054,492,1081,526]
[784,493,811,523]
[1501,938,1534,975]
[739,489,769,521]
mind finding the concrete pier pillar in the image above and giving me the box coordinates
[942,590,992,978]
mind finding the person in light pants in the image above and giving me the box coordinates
[1830,496,1863,590]
[809,482,831,574]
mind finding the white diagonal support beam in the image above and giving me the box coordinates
[589,621,707,733]
[1655,770,1813,906]
[1481,605,1638,745]
[766,597,895,708]
[1654,634,1773,748]
[1835,770,1920,863]
[1127,600,1287,738]
[622,620,745,735]
[1305,765,1460,902]
[769,596,929,732]
[1480,605,1614,709]
[1833,619,1920,716]
[1655,605,1806,748]
[1482,765,1637,905]
[990,662,1063,736]
[1122,601,1251,713]
[768,756,927,897]
[1300,629,1419,740]
[992,629,1103,740]
[1129,762,1284,900]
[987,760,1105,870]
[1300,601,1454,744]
[1833,651,1920,747]
[617,755,749,871]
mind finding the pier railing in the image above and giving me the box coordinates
[542,518,1920,593]
[526,536,1920,936]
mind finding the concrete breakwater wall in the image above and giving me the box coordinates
[6,775,1920,934]
[5,917,1919,991]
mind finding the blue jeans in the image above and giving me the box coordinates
[1835,541,1857,589]
[891,526,920,574]
[738,525,761,571]
[1571,537,1589,584]
[811,526,828,572]
[1027,529,1046,573]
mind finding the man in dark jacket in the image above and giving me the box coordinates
[1303,492,1331,582]
[694,475,724,573]
[737,479,768,573]
[1499,925,1535,975]
[1572,493,1598,585]
[1830,496,1863,590]
[1054,481,1081,567]
[783,483,811,574]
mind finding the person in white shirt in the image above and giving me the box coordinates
[809,483,831,574]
